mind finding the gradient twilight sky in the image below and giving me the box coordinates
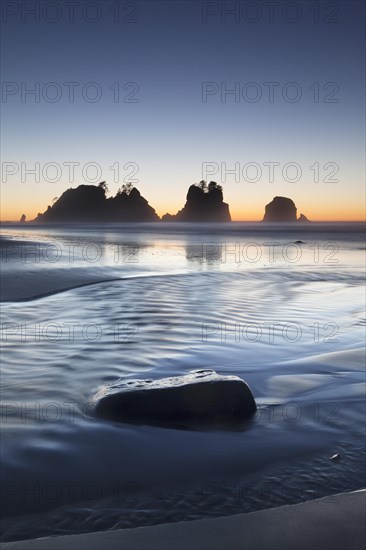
[1,0,365,221]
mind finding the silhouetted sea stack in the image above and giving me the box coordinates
[263,196,309,222]
[162,181,231,222]
[107,186,159,222]
[31,184,310,224]
[94,370,256,430]
[34,182,159,223]
[263,196,297,222]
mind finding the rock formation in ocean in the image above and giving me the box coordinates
[263,196,309,222]
[298,213,310,222]
[94,370,256,430]
[34,182,159,223]
[20,214,26,222]
[162,181,231,222]
[107,186,159,222]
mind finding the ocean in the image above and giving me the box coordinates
[0,222,365,541]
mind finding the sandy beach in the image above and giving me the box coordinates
[2,489,365,550]
[1,225,365,545]
[0,236,122,302]
[0,268,121,302]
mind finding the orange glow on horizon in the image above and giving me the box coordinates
[1,204,365,223]
[227,207,366,223]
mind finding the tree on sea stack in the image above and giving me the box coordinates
[208,181,222,192]
[98,181,109,194]
[117,182,134,195]
[198,180,208,192]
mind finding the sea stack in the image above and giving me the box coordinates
[263,196,297,222]
[33,183,159,223]
[162,181,231,222]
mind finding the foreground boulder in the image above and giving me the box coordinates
[93,370,256,430]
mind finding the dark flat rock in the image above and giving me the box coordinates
[93,370,256,430]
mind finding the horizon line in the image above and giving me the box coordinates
[1,219,365,224]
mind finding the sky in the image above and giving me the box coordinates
[1,0,365,221]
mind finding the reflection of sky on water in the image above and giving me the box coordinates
[1,223,365,275]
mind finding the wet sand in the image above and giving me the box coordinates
[1,227,365,546]
[0,236,120,301]
[2,490,365,550]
